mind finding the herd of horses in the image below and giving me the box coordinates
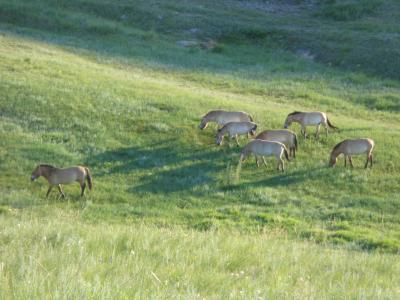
[199,109,375,171]
[30,109,375,198]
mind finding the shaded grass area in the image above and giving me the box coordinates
[0,0,400,81]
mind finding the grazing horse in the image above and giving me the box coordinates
[255,129,298,158]
[199,110,253,130]
[240,140,290,172]
[31,164,92,197]
[329,138,375,168]
[283,111,338,139]
[216,121,257,146]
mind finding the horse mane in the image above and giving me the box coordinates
[332,141,344,152]
[288,111,303,116]
[39,164,56,169]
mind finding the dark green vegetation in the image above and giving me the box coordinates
[1,0,400,256]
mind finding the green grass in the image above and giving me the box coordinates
[1,209,399,299]
[1,0,400,297]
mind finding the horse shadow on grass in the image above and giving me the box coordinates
[86,139,335,195]
[86,140,236,194]
[223,165,331,192]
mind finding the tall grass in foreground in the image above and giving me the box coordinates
[0,209,399,299]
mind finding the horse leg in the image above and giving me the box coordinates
[324,123,329,137]
[292,146,296,158]
[276,155,283,171]
[301,126,307,139]
[365,154,370,168]
[280,158,285,172]
[344,155,347,167]
[235,134,240,147]
[370,154,373,167]
[80,182,86,197]
[46,186,53,198]
[255,155,260,168]
[262,156,268,168]
[57,185,65,198]
[315,124,320,139]
[349,156,354,168]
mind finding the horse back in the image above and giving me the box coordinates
[216,111,251,124]
[256,130,293,146]
[49,166,86,185]
[250,140,284,156]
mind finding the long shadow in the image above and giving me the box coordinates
[87,139,229,174]
[129,160,224,194]
[337,127,373,133]
[86,140,233,194]
[86,138,334,195]
[224,166,330,191]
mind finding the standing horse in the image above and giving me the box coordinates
[255,129,298,158]
[216,121,257,146]
[240,140,290,172]
[283,111,338,138]
[329,138,375,168]
[31,164,92,197]
[199,110,253,130]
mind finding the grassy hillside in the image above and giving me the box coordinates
[1,0,400,297]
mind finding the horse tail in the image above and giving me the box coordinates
[283,146,290,161]
[85,167,93,190]
[248,113,254,122]
[327,118,338,130]
[293,133,298,150]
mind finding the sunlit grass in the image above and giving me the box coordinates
[1,209,399,299]
[0,0,400,297]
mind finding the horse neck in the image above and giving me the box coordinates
[242,145,251,156]
[331,148,341,160]
[219,126,228,134]
[291,114,303,123]
[40,166,55,178]
[205,112,217,121]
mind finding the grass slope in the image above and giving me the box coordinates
[1,0,400,297]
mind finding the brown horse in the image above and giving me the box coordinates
[216,121,257,146]
[31,164,92,197]
[329,138,375,168]
[283,111,338,139]
[199,110,253,130]
[240,140,290,172]
[255,129,298,158]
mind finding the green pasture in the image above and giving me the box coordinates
[1,0,400,298]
